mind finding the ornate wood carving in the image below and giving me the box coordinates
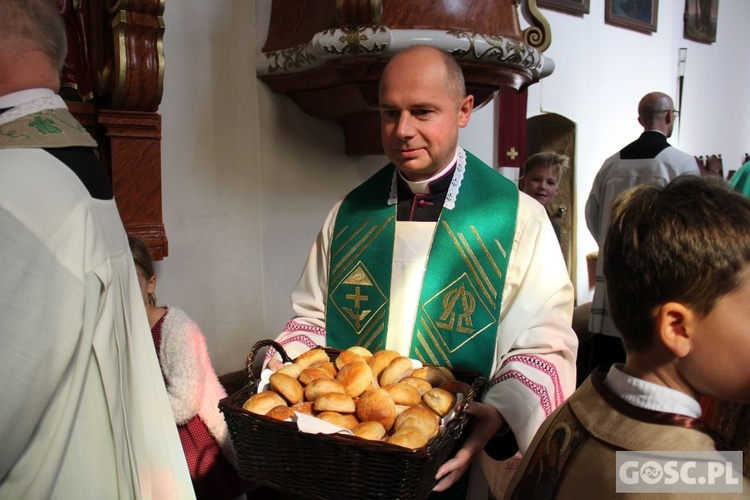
[258,0,553,155]
[58,0,168,259]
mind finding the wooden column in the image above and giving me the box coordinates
[99,110,167,260]
[60,0,168,259]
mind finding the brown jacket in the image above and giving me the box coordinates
[505,368,750,499]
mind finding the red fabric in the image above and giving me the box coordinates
[700,395,717,423]
[496,89,528,169]
[179,415,222,478]
[179,416,250,499]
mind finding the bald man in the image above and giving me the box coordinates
[585,91,699,375]
[271,45,577,497]
[0,1,193,497]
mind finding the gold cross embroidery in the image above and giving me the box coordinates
[506,147,519,160]
[346,286,368,309]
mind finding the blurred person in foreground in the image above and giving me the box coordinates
[0,1,193,497]
[507,175,750,498]
[268,45,577,498]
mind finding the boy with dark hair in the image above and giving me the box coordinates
[506,175,750,498]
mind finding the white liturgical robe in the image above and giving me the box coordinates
[0,93,194,499]
[274,152,578,454]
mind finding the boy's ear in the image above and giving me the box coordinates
[654,302,693,358]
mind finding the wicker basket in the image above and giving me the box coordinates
[219,339,487,499]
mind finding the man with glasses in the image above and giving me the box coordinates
[584,91,699,377]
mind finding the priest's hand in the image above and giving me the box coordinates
[432,401,505,492]
[267,358,284,371]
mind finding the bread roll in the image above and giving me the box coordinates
[367,349,401,379]
[291,401,314,415]
[304,378,346,401]
[276,363,303,379]
[314,392,356,413]
[352,421,386,441]
[394,404,440,439]
[312,360,338,378]
[437,366,455,382]
[379,356,414,387]
[356,388,396,431]
[401,376,433,395]
[335,361,373,398]
[422,388,456,417]
[298,366,332,386]
[345,346,373,359]
[387,426,429,449]
[266,405,295,421]
[335,349,366,370]
[294,348,330,368]
[269,372,304,404]
[242,391,287,415]
[411,366,451,387]
[383,382,422,406]
[316,411,359,430]
[394,404,410,418]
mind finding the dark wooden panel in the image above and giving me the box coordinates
[262,0,336,52]
[60,0,168,258]
[382,0,522,38]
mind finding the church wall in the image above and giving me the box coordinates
[525,1,750,302]
[156,0,749,375]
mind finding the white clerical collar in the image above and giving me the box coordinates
[644,129,667,137]
[604,364,702,419]
[389,148,466,210]
[0,88,55,109]
[399,150,459,195]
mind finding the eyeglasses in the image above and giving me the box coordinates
[656,109,680,117]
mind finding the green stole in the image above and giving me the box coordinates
[326,150,518,378]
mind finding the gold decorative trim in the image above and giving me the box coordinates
[320,25,388,56]
[449,30,540,71]
[156,16,165,105]
[330,215,394,284]
[334,0,345,25]
[108,0,126,13]
[440,220,497,309]
[521,0,552,52]
[258,27,543,76]
[111,10,128,109]
[370,0,383,24]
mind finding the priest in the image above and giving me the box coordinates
[269,45,578,496]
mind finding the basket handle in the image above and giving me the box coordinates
[244,339,292,384]
[443,374,488,439]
